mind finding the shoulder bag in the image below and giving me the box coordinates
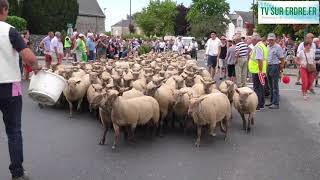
[304,51,316,73]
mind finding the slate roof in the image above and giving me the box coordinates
[234,11,254,24]
[111,18,136,27]
[78,0,105,18]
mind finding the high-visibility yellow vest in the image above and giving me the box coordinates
[248,42,268,73]
[64,36,72,48]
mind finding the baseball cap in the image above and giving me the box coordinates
[267,33,276,40]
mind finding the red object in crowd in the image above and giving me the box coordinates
[258,72,265,86]
[282,76,290,84]
[24,64,33,73]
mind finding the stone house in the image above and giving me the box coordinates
[75,0,106,33]
[111,17,142,36]
[225,11,255,40]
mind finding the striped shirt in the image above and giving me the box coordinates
[236,42,248,57]
[315,46,320,61]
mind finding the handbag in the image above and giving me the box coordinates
[304,51,317,73]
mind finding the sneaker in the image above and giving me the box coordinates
[269,104,279,109]
[265,103,273,107]
[260,106,265,110]
[295,82,302,85]
[256,107,261,111]
[12,175,30,180]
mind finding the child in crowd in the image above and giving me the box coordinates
[226,40,237,82]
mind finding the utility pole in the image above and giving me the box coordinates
[129,0,132,35]
[252,0,255,25]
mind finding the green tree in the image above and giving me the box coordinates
[6,16,27,31]
[8,0,21,16]
[187,0,230,38]
[135,0,178,36]
[21,0,79,34]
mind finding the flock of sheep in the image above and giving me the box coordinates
[46,52,259,149]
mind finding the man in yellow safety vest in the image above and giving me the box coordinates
[248,34,268,111]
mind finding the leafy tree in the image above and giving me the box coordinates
[8,0,21,16]
[21,0,79,34]
[174,4,189,36]
[135,0,178,36]
[187,0,230,38]
[6,16,27,31]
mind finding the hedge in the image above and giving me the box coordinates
[6,16,27,31]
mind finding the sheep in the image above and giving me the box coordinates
[233,87,258,133]
[188,92,231,147]
[192,78,219,97]
[63,74,91,118]
[87,84,104,112]
[173,87,195,132]
[107,90,160,149]
[219,80,237,106]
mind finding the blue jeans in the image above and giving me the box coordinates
[267,64,280,105]
[252,73,265,108]
[0,96,24,178]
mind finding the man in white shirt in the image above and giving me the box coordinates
[205,31,221,79]
[49,32,61,68]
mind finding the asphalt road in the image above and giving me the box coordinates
[1,54,320,180]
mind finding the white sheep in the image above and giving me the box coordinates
[188,92,231,147]
[233,87,258,132]
[108,90,160,149]
[63,74,90,118]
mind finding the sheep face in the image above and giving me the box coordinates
[235,89,253,105]
[173,76,185,89]
[188,98,203,116]
[67,79,81,89]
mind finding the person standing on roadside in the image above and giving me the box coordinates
[49,32,62,68]
[295,33,316,85]
[313,37,320,87]
[248,34,268,111]
[205,31,221,79]
[86,33,96,61]
[218,36,227,80]
[73,33,86,62]
[0,1,40,179]
[235,35,249,87]
[265,33,285,109]
[225,40,237,82]
[295,41,316,100]
[64,35,72,62]
[39,31,54,68]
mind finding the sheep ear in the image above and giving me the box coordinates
[248,92,254,96]
[76,80,81,84]
[235,89,240,94]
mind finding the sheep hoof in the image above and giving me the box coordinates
[111,145,116,150]
[38,103,44,109]
[195,142,200,148]
[210,133,217,137]
[69,115,73,119]
[99,140,105,145]
[246,128,251,133]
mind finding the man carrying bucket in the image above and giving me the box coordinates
[0,0,40,179]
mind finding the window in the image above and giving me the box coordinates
[237,19,243,28]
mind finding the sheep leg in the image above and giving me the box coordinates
[209,123,217,137]
[251,113,255,125]
[247,114,252,133]
[68,100,73,118]
[112,124,120,150]
[99,127,108,145]
[158,112,166,137]
[223,118,229,141]
[240,112,246,130]
[77,98,83,112]
[89,104,92,113]
[128,124,137,143]
[195,125,202,148]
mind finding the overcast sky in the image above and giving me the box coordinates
[97,0,253,31]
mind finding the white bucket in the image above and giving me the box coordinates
[28,71,67,105]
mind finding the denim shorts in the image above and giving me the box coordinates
[207,55,218,68]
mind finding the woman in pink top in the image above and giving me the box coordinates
[295,41,316,100]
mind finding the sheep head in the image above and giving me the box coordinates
[67,79,81,89]
[173,76,185,89]
[235,89,254,105]
[188,96,206,116]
